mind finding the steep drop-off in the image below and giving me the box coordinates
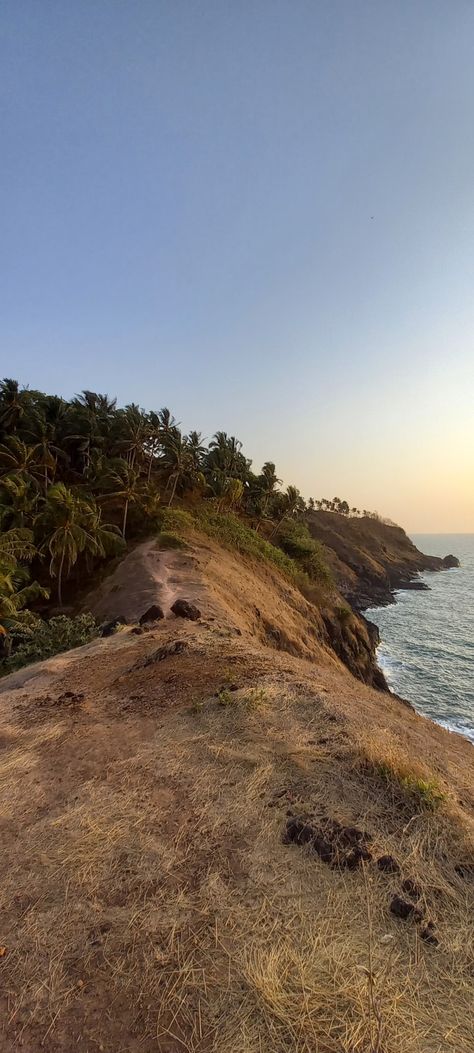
[306,510,459,609]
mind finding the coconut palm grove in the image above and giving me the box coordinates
[0,378,382,670]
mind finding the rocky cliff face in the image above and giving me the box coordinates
[306,511,459,610]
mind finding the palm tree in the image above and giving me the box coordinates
[70,391,117,475]
[100,460,143,538]
[0,436,43,481]
[270,485,300,538]
[145,411,163,482]
[161,431,193,506]
[0,528,48,631]
[186,431,206,472]
[158,407,179,436]
[80,499,125,570]
[0,379,33,435]
[114,403,148,469]
[208,432,243,475]
[252,462,281,528]
[38,483,98,605]
[0,472,40,528]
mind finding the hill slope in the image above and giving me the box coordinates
[0,536,472,1053]
[306,510,458,608]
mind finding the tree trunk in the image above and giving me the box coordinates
[57,549,65,607]
[168,473,179,506]
[270,512,287,539]
[122,499,129,538]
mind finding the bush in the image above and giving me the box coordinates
[156,530,187,550]
[335,603,352,625]
[159,508,194,533]
[277,521,333,586]
[194,509,301,581]
[1,613,99,674]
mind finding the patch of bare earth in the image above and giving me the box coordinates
[0,540,473,1052]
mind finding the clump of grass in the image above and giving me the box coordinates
[216,687,236,707]
[156,530,187,550]
[374,760,446,812]
[335,603,352,625]
[194,509,302,581]
[245,687,267,708]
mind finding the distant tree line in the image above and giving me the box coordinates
[0,378,386,628]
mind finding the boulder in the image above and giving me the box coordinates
[441,554,460,569]
[101,617,127,638]
[139,604,165,625]
[377,854,400,874]
[171,599,201,621]
[389,895,423,923]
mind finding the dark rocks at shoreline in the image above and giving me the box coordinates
[396,578,430,592]
[441,554,460,568]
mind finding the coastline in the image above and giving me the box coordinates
[364,545,473,743]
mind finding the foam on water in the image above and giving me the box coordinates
[366,534,474,744]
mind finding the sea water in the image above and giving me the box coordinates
[366,535,474,743]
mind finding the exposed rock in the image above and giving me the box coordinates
[442,554,460,568]
[313,835,334,863]
[139,604,165,624]
[171,599,201,621]
[402,878,422,901]
[389,895,423,923]
[377,854,400,874]
[340,845,372,869]
[284,816,373,869]
[134,640,187,669]
[101,617,127,637]
[283,817,315,846]
[321,611,388,692]
[305,509,460,610]
[397,578,430,591]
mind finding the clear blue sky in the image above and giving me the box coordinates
[2,1,473,529]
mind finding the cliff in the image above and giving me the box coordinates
[0,533,472,1053]
[305,510,459,609]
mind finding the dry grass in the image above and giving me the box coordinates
[0,541,473,1052]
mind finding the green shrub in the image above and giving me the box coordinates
[159,508,194,533]
[194,510,301,581]
[375,761,445,812]
[277,521,333,586]
[217,687,235,707]
[277,520,315,559]
[1,613,99,674]
[335,603,352,625]
[156,530,187,550]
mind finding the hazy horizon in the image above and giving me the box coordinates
[2,2,473,532]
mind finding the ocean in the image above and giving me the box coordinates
[366,534,474,744]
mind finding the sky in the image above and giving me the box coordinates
[1,1,473,532]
